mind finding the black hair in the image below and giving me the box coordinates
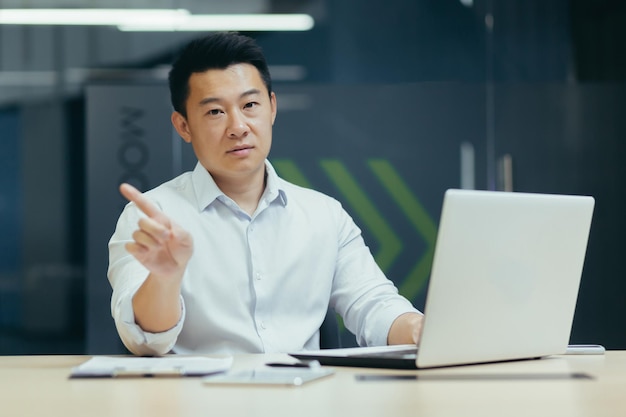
[168,32,272,117]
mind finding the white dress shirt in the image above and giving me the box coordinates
[108,160,420,356]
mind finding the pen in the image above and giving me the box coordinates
[265,360,322,369]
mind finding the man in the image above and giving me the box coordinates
[108,32,423,356]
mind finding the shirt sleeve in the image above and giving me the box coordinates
[107,202,184,356]
[329,203,422,347]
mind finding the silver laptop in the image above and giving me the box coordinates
[291,189,595,369]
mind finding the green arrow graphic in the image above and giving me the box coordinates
[273,157,436,302]
[368,159,437,300]
[320,159,402,272]
[272,159,313,189]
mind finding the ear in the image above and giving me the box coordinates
[270,92,277,126]
[171,111,192,143]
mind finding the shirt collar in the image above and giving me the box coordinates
[191,160,287,212]
[264,160,288,206]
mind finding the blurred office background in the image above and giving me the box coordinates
[0,0,624,354]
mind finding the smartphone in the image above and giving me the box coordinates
[565,344,605,355]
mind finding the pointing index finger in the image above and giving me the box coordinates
[119,183,162,219]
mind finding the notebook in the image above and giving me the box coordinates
[291,189,595,369]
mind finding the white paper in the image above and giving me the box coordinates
[70,356,233,378]
[293,344,417,357]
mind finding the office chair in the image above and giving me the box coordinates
[319,309,342,349]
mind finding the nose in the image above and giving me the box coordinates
[226,110,249,139]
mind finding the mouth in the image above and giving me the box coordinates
[227,145,254,156]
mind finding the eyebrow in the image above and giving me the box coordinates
[198,88,262,106]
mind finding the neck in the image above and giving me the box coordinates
[213,168,267,216]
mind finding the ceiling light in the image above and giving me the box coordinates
[118,14,315,32]
[0,9,190,26]
[0,9,314,32]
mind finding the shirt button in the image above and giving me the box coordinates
[260,321,266,330]
[255,272,262,280]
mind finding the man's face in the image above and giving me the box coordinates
[172,63,277,185]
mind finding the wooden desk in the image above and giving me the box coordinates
[1,352,624,417]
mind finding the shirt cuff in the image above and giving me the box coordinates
[363,300,422,347]
[115,291,185,356]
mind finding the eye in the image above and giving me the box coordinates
[207,109,222,116]
[244,102,259,109]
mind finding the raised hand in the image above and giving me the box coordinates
[119,183,194,281]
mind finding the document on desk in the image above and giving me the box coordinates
[70,356,233,378]
[203,367,334,386]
